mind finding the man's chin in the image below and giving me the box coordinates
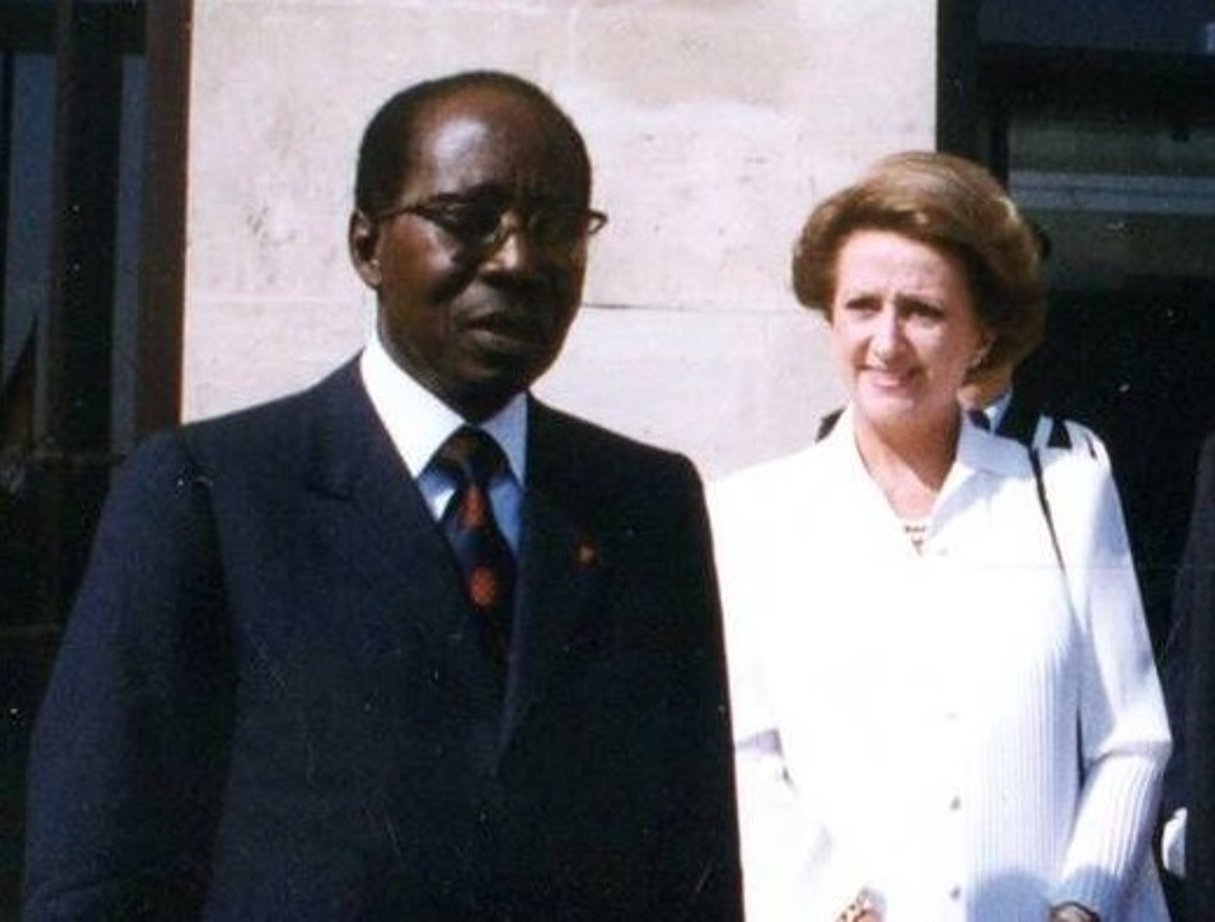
[466,334,563,381]
[465,329,548,363]
[447,360,551,420]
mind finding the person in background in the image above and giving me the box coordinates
[24,70,742,920]
[956,354,1108,459]
[711,150,1170,921]
[1160,429,1215,916]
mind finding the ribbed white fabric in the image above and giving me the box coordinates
[710,407,1171,922]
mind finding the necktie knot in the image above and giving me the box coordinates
[434,426,508,488]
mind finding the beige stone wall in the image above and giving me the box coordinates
[184,0,938,477]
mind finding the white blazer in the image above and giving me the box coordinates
[710,407,1171,922]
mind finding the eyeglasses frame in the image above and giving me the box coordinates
[371,195,608,260]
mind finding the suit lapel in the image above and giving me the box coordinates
[303,376,610,735]
[500,403,606,747]
[303,362,496,701]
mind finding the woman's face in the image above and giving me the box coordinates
[829,229,991,436]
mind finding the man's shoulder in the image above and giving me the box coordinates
[123,360,364,480]
[527,403,709,528]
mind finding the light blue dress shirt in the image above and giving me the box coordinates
[359,335,525,552]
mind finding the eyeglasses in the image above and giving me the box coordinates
[374,195,608,259]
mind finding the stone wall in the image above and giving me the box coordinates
[185,0,937,476]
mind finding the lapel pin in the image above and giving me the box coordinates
[574,537,598,568]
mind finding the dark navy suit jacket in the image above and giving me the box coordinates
[24,360,742,920]
[1163,432,1215,909]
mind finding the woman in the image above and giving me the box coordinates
[711,151,1171,921]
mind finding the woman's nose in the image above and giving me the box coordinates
[869,305,903,359]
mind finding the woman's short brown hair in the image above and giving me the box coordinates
[791,150,1046,374]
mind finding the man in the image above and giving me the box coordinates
[1161,430,1215,916]
[955,359,1109,459]
[24,71,742,920]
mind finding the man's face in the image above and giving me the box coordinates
[350,87,591,421]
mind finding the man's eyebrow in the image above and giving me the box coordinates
[425,184,507,203]
[427,184,579,207]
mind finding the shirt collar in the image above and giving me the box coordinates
[825,402,1024,484]
[359,332,528,484]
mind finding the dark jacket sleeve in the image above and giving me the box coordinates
[662,455,743,921]
[24,433,235,920]
[1165,435,1215,902]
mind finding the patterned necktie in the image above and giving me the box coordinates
[432,426,516,660]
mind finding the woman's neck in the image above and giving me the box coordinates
[852,410,960,520]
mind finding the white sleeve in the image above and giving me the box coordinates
[1061,419,1113,467]
[734,728,838,922]
[708,478,842,922]
[1048,458,1172,915]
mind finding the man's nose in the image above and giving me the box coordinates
[481,214,543,273]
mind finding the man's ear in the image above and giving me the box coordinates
[349,210,382,288]
[969,342,991,372]
[970,327,996,371]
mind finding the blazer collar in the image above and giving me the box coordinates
[826,403,1027,474]
[822,403,1029,517]
[302,360,505,705]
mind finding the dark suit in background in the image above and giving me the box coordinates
[23,70,741,920]
[1162,432,1215,914]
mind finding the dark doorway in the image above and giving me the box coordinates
[0,0,190,913]
[939,2,1215,653]
[942,5,1215,918]
[983,45,1215,653]
[1017,282,1215,648]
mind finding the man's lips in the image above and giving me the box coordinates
[462,309,550,355]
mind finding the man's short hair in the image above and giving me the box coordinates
[354,70,592,217]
